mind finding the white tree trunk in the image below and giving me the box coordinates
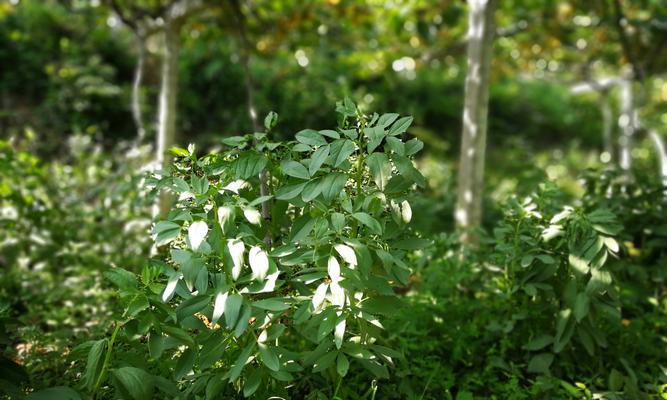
[600,93,613,163]
[157,22,181,217]
[455,0,496,242]
[618,79,636,171]
[649,130,667,198]
[132,30,147,144]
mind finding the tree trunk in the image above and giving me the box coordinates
[132,29,147,144]
[599,92,613,163]
[156,22,181,217]
[618,79,636,171]
[231,0,272,246]
[454,0,497,243]
[648,130,667,198]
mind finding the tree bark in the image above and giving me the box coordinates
[132,28,147,144]
[618,79,636,171]
[230,0,272,246]
[454,0,497,243]
[157,22,181,217]
[648,130,667,198]
[599,92,613,163]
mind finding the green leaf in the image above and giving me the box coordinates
[527,353,554,374]
[352,212,382,235]
[234,153,268,179]
[537,254,556,264]
[309,145,330,176]
[153,221,181,246]
[112,367,155,400]
[404,138,423,156]
[169,147,190,157]
[176,295,210,322]
[104,268,138,290]
[125,294,149,317]
[608,369,624,392]
[573,293,590,322]
[554,309,574,353]
[302,179,323,202]
[289,215,317,243]
[385,136,405,155]
[359,359,389,379]
[331,213,345,232]
[336,353,349,377]
[377,113,399,127]
[253,298,290,311]
[522,335,554,351]
[264,111,278,131]
[296,129,327,146]
[568,254,589,275]
[388,116,413,135]
[320,173,348,202]
[329,139,356,167]
[275,182,307,200]
[243,369,262,397]
[83,339,106,390]
[365,153,392,191]
[234,305,252,338]
[190,174,209,194]
[162,325,195,347]
[26,387,82,400]
[577,326,595,356]
[317,309,337,341]
[258,343,281,371]
[225,294,243,329]
[174,348,196,380]
[364,126,386,153]
[361,296,404,315]
[281,160,310,179]
[393,155,425,187]
[312,351,338,372]
[319,129,340,139]
[222,136,247,147]
[229,343,255,382]
[521,255,534,268]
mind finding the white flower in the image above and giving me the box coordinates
[249,246,270,281]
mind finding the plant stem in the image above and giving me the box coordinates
[92,322,121,399]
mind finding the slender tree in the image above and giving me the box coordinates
[228,0,272,246]
[454,0,497,243]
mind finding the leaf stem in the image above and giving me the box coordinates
[92,322,121,399]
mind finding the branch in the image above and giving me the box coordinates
[611,0,643,80]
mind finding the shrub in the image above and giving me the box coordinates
[87,99,429,399]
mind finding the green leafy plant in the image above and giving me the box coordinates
[94,99,429,398]
[491,184,622,375]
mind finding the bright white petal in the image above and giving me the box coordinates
[188,221,208,251]
[211,291,228,325]
[401,200,412,224]
[334,244,357,268]
[328,256,341,283]
[217,206,234,230]
[243,207,262,225]
[162,273,182,302]
[227,239,245,280]
[249,246,269,281]
[330,282,345,308]
[334,318,346,349]
[312,283,329,309]
[221,179,249,194]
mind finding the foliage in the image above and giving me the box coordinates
[0,133,152,396]
[78,101,430,398]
